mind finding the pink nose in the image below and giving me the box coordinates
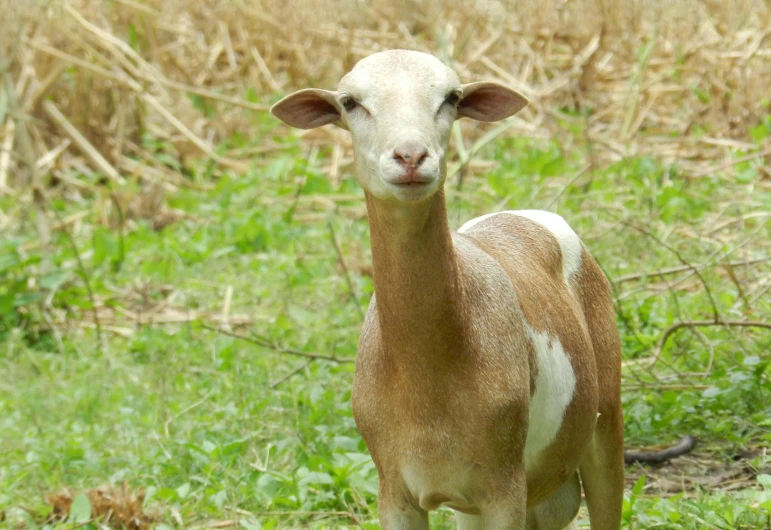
[393,144,428,169]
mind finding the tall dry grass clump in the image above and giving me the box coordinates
[0,0,770,192]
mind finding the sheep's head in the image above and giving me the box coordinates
[271,50,527,202]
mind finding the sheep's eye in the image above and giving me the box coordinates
[341,96,358,112]
[445,91,461,107]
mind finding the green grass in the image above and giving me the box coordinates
[1,112,770,529]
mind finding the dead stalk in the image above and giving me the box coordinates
[650,320,771,368]
[327,221,365,320]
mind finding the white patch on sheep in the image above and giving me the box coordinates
[458,210,583,285]
[524,325,577,469]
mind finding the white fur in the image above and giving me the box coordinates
[337,51,458,202]
[524,325,577,469]
[459,210,583,285]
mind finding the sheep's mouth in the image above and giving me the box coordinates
[383,170,435,187]
[392,180,433,188]
[394,181,430,187]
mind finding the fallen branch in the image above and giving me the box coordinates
[650,319,771,367]
[615,256,771,285]
[624,435,697,465]
[621,383,709,391]
[202,324,355,364]
[691,145,771,178]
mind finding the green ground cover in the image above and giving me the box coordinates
[1,110,770,529]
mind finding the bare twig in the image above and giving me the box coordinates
[201,324,355,364]
[164,389,216,438]
[38,190,104,351]
[253,511,356,518]
[709,211,771,234]
[622,383,709,391]
[615,256,771,284]
[327,221,365,320]
[270,360,312,388]
[691,146,771,179]
[545,165,590,209]
[650,320,771,367]
[447,115,533,183]
[622,221,721,323]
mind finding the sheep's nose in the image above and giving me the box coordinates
[393,143,428,169]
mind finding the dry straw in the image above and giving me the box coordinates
[0,0,770,192]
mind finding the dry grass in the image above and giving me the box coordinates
[46,484,155,529]
[1,0,770,194]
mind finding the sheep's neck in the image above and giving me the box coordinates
[365,190,466,364]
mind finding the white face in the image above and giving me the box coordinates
[271,50,528,203]
[335,52,460,201]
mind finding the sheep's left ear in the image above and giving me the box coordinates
[271,89,341,129]
[457,82,528,122]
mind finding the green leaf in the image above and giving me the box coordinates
[632,474,646,497]
[0,293,13,315]
[93,227,118,269]
[758,474,771,488]
[127,23,140,51]
[39,270,71,290]
[69,493,92,523]
[202,439,217,454]
[749,120,770,143]
[300,471,334,485]
[210,490,227,509]
[154,487,179,500]
[0,253,19,272]
[14,291,43,307]
[176,482,191,499]
[702,386,721,398]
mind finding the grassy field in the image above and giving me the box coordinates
[2,1,771,529]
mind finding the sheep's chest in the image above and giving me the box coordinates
[397,430,491,513]
[354,379,526,512]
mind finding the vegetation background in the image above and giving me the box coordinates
[1,0,770,528]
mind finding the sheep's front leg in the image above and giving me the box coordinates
[378,484,428,530]
[482,501,528,530]
[467,472,528,530]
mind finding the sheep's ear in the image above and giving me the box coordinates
[271,89,341,129]
[457,82,528,122]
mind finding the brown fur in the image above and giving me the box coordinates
[352,191,623,529]
[272,48,623,530]
[461,215,600,507]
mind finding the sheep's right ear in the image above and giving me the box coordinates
[270,89,341,129]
